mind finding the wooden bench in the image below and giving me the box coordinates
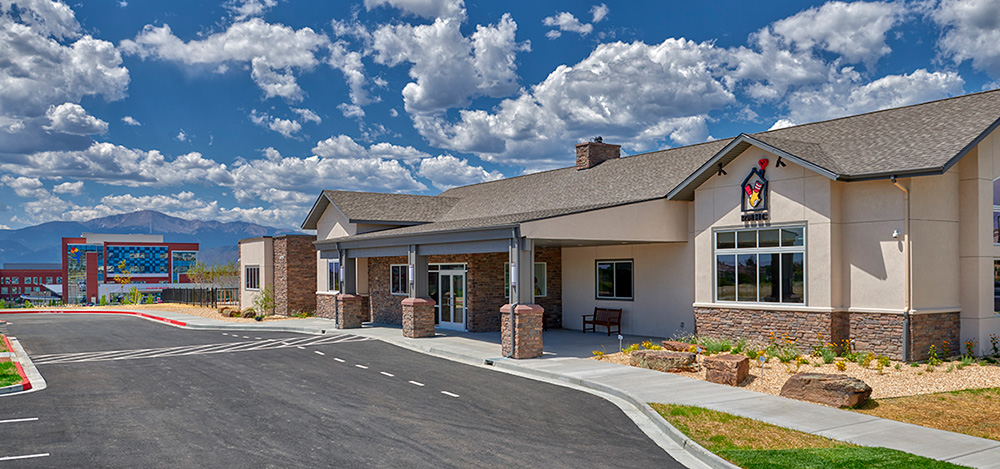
[582,307,622,335]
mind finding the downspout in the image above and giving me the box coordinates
[891,176,911,361]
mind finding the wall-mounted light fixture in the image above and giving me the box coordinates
[892,229,900,239]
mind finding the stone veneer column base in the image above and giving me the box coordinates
[402,297,436,338]
[335,294,365,329]
[316,294,336,320]
[501,304,544,359]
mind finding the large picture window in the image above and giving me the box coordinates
[715,227,804,304]
[596,260,633,300]
[245,265,260,290]
[390,264,409,295]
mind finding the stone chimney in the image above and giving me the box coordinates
[575,137,621,170]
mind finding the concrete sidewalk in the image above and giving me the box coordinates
[11,309,1000,468]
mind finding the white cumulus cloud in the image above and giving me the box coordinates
[43,102,108,135]
[121,115,141,126]
[364,0,466,21]
[931,0,1000,78]
[52,180,84,195]
[417,154,503,190]
[372,13,528,114]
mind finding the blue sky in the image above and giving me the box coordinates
[0,0,998,230]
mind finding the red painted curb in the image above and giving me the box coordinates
[0,310,187,327]
[2,334,12,353]
[13,361,30,391]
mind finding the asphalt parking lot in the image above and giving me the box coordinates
[0,314,684,467]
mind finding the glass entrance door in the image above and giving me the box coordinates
[435,269,466,330]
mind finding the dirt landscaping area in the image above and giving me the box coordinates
[854,388,1000,441]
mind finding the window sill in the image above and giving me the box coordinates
[596,297,633,301]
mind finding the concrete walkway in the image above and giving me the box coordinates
[10,309,1000,468]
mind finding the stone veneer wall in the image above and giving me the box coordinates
[273,236,317,316]
[368,255,407,325]
[317,294,336,319]
[694,307,961,361]
[364,247,562,332]
[694,307,843,351]
[909,312,960,361]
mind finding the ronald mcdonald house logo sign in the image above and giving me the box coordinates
[741,158,769,222]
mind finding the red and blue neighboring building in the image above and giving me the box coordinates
[61,233,198,304]
[0,263,63,302]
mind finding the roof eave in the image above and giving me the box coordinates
[300,192,332,230]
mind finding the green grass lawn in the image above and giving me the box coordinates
[0,362,22,387]
[652,403,968,469]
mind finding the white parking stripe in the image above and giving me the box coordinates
[255,337,262,340]
[333,358,345,363]
[0,418,38,424]
[32,334,373,364]
[441,391,460,398]
[355,364,368,369]
[380,372,394,377]
[314,351,325,356]
[0,453,49,461]
[242,336,250,339]
[408,381,424,387]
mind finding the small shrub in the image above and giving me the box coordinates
[894,363,901,370]
[731,338,747,354]
[820,346,837,364]
[926,364,936,372]
[909,362,920,367]
[592,350,604,357]
[23,300,33,309]
[770,342,801,363]
[99,295,108,306]
[991,334,1000,358]
[877,355,891,368]
[857,352,874,368]
[699,337,732,354]
[946,364,955,373]
[928,345,941,367]
[622,343,640,354]
[835,360,847,371]
[958,355,974,369]
[0,299,5,309]
[875,360,885,374]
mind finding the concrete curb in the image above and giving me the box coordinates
[0,336,45,396]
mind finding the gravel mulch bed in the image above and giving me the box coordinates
[594,351,1000,399]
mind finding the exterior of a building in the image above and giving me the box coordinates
[0,263,63,302]
[61,233,198,304]
[238,235,317,315]
[301,89,1000,360]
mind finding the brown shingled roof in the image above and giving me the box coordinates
[307,88,1000,242]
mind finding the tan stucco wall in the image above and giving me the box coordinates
[521,199,689,242]
[959,129,1000,354]
[239,238,273,309]
[690,145,965,314]
[562,241,694,337]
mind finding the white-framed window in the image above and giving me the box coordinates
[994,178,1000,245]
[390,264,409,295]
[715,226,805,304]
[596,259,633,300]
[56,277,62,284]
[1,287,6,294]
[328,260,341,292]
[503,262,547,298]
[994,259,1000,315]
[245,265,260,290]
[46,277,52,284]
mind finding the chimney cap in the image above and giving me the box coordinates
[592,136,603,143]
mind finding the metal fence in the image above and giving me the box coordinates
[161,287,238,308]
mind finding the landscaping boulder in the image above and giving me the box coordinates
[219,306,240,318]
[779,373,872,408]
[661,340,697,352]
[704,354,749,386]
[630,350,699,372]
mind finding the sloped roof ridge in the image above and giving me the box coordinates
[753,87,1000,138]
[439,138,730,197]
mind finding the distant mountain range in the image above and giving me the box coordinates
[0,210,295,266]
